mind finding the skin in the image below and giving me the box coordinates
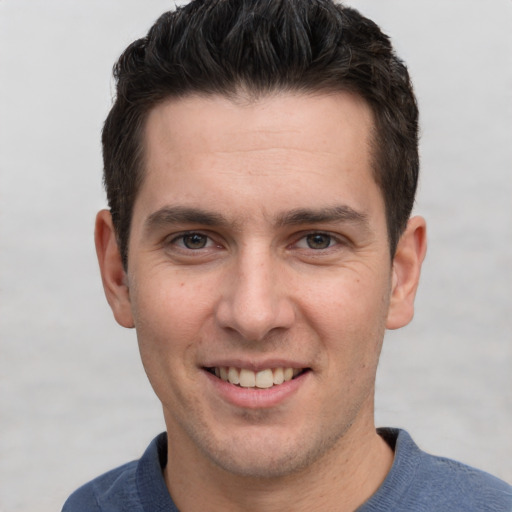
[96,92,427,511]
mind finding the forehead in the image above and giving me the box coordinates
[144,91,375,167]
[136,91,382,226]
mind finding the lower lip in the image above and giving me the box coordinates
[203,369,309,409]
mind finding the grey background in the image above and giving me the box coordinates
[1,1,511,511]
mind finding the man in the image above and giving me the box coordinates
[63,1,512,510]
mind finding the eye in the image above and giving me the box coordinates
[172,232,213,250]
[296,233,336,250]
[306,233,332,249]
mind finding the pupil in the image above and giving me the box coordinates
[307,234,330,249]
[184,234,207,249]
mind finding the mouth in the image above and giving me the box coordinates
[204,366,310,389]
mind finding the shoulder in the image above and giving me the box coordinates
[365,428,512,512]
[62,460,139,512]
[414,450,512,511]
[62,433,172,512]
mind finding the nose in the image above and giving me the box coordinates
[215,248,295,342]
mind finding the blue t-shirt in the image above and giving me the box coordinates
[62,428,512,511]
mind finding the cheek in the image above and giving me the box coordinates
[130,275,217,370]
[302,271,390,354]
[133,270,216,326]
[131,279,212,407]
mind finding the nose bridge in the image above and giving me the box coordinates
[216,243,294,341]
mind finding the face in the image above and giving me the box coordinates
[97,92,424,479]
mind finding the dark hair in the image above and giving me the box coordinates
[102,0,419,268]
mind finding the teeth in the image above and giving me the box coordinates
[227,366,240,385]
[273,367,284,385]
[255,369,274,388]
[212,366,304,388]
[284,368,294,381]
[239,369,256,388]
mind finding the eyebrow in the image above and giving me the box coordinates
[275,205,370,229]
[145,206,231,233]
[144,204,370,234]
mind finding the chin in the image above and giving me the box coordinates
[210,447,312,479]
[199,424,345,479]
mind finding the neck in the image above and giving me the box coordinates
[164,421,394,512]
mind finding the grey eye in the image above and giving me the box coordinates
[306,233,332,249]
[182,233,208,249]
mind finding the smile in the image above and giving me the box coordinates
[206,367,307,389]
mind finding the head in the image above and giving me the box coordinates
[102,0,419,269]
[96,0,427,492]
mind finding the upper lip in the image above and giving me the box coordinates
[201,359,310,372]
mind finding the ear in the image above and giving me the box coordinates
[95,209,134,328]
[386,216,427,330]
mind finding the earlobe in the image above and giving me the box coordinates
[95,210,135,328]
[386,216,427,330]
